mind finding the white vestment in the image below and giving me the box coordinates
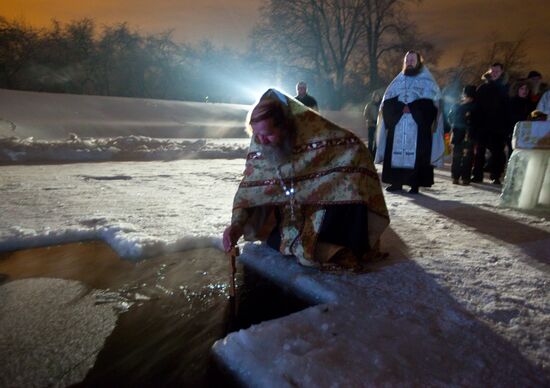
[537,90,550,116]
[374,66,445,167]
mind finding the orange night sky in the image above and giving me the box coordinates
[2,0,550,78]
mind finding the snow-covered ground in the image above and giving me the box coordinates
[0,159,244,258]
[0,88,366,164]
[1,89,549,386]
[0,88,366,160]
[0,88,250,140]
[0,136,250,163]
[214,176,550,386]
[1,158,549,385]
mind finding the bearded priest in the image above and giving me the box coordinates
[375,51,445,194]
[222,89,389,271]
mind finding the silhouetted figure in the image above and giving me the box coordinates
[527,70,544,107]
[508,79,537,158]
[472,63,510,185]
[448,85,477,185]
[294,81,318,111]
[363,90,381,156]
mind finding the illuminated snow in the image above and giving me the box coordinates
[1,89,549,385]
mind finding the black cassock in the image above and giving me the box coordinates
[381,96,438,187]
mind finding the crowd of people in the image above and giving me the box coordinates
[447,66,548,185]
[365,61,550,187]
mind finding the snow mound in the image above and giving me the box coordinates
[0,135,248,163]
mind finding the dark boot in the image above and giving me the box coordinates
[385,184,403,192]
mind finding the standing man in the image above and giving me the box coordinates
[363,90,382,156]
[448,85,478,185]
[374,51,444,194]
[471,63,510,184]
[295,81,319,111]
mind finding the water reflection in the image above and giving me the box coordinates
[0,241,310,386]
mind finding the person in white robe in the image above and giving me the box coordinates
[374,51,444,194]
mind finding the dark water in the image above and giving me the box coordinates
[77,268,309,387]
[0,241,310,387]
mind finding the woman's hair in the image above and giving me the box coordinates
[510,79,531,97]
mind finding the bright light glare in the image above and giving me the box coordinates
[240,85,292,103]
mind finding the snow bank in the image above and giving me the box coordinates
[0,88,250,140]
[0,135,248,163]
[0,160,240,259]
[213,172,550,386]
[0,88,367,163]
[1,223,220,260]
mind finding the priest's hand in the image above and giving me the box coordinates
[223,224,243,252]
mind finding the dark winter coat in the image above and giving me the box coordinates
[448,101,477,144]
[295,94,318,110]
[509,96,535,128]
[475,73,510,139]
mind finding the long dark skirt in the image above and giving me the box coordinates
[381,97,437,187]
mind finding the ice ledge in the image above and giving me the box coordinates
[212,243,548,386]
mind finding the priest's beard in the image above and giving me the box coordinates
[403,63,423,76]
[260,135,293,167]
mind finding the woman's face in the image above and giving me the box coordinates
[518,84,529,98]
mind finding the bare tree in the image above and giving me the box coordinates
[252,0,435,107]
[359,0,425,88]
[441,33,531,88]
[95,23,148,96]
[0,17,38,88]
[481,33,530,80]
[29,18,99,93]
[142,30,183,99]
[253,0,366,108]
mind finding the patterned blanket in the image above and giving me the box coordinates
[231,89,389,265]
